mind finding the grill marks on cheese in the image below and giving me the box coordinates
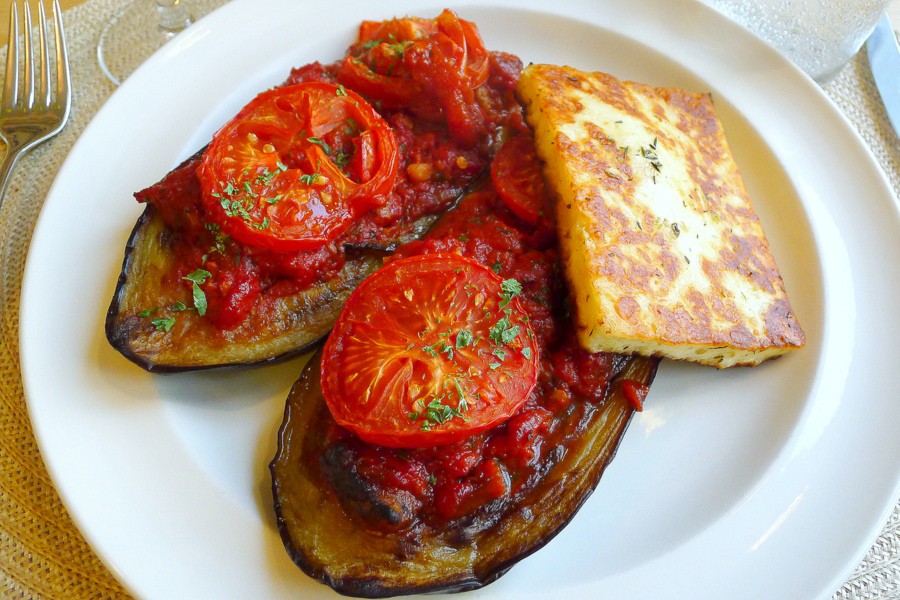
[517,64,805,367]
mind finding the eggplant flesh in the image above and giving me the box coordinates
[105,204,442,373]
[270,350,660,597]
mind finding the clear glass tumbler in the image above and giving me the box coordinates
[702,0,890,82]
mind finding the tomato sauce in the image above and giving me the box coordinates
[139,9,630,534]
[135,48,523,329]
[316,179,628,531]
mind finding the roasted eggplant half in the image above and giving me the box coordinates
[270,350,659,596]
[105,202,440,373]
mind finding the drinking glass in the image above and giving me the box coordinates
[702,0,890,82]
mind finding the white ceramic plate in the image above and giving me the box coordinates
[20,0,900,598]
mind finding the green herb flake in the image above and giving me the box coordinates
[151,316,176,332]
[182,269,211,317]
[439,342,454,360]
[183,269,212,285]
[307,136,333,155]
[191,283,208,316]
[489,315,512,344]
[299,173,320,186]
[332,151,351,170]
[499,278,522,308]
[500,325,520,344]
[421,398,465,429]
[452,378,468,409]
[456,329,473,349]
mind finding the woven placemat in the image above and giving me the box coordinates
[0,1,898,598]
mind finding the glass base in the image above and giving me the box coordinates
[97,0,227,86]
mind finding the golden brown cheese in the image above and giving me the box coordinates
[517,64,805,367]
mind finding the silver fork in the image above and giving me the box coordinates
[0,0,70,209]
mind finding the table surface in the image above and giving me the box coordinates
[0,1,898,599]
[0,0,897,45]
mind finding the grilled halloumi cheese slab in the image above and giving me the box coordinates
[517,64,805,367]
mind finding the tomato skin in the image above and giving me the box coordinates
[321,253,540,448]
[197,82,398,252]
[338,10,490,144]
[490,133,551,226]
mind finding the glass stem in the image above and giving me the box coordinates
[156,0,193,35]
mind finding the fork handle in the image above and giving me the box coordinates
[0,144,24,211]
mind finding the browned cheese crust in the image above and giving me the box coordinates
[517,64,805,367]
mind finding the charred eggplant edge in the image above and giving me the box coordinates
[105,205,343,373]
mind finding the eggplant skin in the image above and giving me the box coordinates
[270,350,660,597]
[105,206,387,373]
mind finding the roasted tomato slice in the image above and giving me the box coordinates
[321,253,540,448]
[491,133,550,226]
[338,9,489,143]
[197,82,398,252]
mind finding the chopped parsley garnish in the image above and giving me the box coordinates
[439,341,454,360]
[499,278,522,308]
[413,398,467,431]
[489,315,510,344]
[456,329,473,348]
[332,151,351,170]
[151,317,176,332]
[182,269,212,317]
[389,40,413,57]
[204,222,228,255]
[307,136,332,155]
[255,167,282,186]
[220,197,253,222]
[182,269,212,285]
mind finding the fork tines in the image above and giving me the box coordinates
[3,0,69,116]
